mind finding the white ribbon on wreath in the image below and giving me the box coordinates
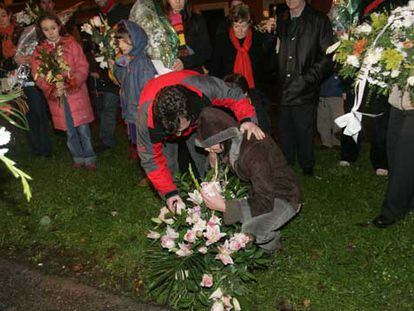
[331,14,401,142]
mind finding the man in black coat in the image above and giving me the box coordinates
[275,0,334,176]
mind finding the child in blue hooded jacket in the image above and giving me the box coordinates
[113,20,157,149]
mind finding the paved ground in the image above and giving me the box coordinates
[0,258,168,311]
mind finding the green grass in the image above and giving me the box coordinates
[1,130,413,310]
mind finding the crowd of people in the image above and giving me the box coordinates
[0,0,412,252]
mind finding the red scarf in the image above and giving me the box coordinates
[363,0,386,15]
[229,27,255,89]
[0,24,16,59]
[100,0,116,15]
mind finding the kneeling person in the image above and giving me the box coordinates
[197,107,302,253]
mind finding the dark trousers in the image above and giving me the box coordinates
[94,92,119,148]
[24,86,52,156]
[381,107,414,219]
[277,104,316,171]
[340,92,388,169]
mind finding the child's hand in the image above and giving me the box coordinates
[171,58,184,71]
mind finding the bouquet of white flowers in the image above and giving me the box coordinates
[81,15,117,69]
[145,166,269,310]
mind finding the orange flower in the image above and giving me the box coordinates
[403,40,413,49]
[353,39,368,56]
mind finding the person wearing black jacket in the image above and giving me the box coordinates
[92,0,130,152]
[275,0,334,176]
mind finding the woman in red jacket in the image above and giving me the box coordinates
[31,13,96,169]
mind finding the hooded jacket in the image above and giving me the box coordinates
[114,20,156,124]
[137,70,257,199]
[196,107,302,224]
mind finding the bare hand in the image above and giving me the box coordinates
[201,188,226,212]
[166,195,184,213]
[90,72,100,79]
[266,17,277,33]
[108,59,115,69]
[208,152,218,168]
[14,55,31,65]
[171,58,184,71]
[240,122,265,140]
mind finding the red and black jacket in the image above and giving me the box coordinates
[137,70,257,199]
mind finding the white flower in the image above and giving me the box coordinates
[201,182,222,197]
[146,230,161,240]
[175,200,186,215]
[204,225,226,246]
[355,23,372,35]
[391,70,400,78]
[207,214,222,227]
[407,76,414,86]
[193,218,207,233]
[209,288,223,300]
[183,229,197,243]
[159,206,174,225]
[91,16,102,27]
[0,127,11,146]
[364,48,382,66]
[165,226,179,239]
[175,243,193,257]
[198,246,208,254]
[409,0,414,10]
[188,190,203,205]
[211,301,225,311]
[81,23,93,35]
[0,148,8,156]
[346,55,360,68]
[160,236,175,250]
[200,274,213,288]
[233,297,241,311]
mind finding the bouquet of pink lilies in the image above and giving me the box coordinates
[145,166,269,310]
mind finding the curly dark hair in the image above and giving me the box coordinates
[153,85,192,134]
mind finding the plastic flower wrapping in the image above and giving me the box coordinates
[330,0,414,101]
[11,2,82,89]
[129,0,178,68]
[144,166,270,310]
[81,15,117,69]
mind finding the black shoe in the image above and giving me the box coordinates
[302,168,314,176]
[372,214,396,228]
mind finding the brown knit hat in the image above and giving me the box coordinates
[195,107,241,148]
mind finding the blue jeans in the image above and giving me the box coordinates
[64,101,96,165]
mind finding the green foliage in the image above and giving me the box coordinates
[0,133,413,310]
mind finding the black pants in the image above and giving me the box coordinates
[381,107,414,219]
[277,104,315,171]
[340,91,388,169]
[24,86,52,156]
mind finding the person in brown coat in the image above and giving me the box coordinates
[196,107,302,253]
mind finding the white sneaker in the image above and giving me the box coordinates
[376,168,388,176]
[338,160,351,167]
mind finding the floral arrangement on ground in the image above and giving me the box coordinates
[144,166,270,310]
[331,1,414,100]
